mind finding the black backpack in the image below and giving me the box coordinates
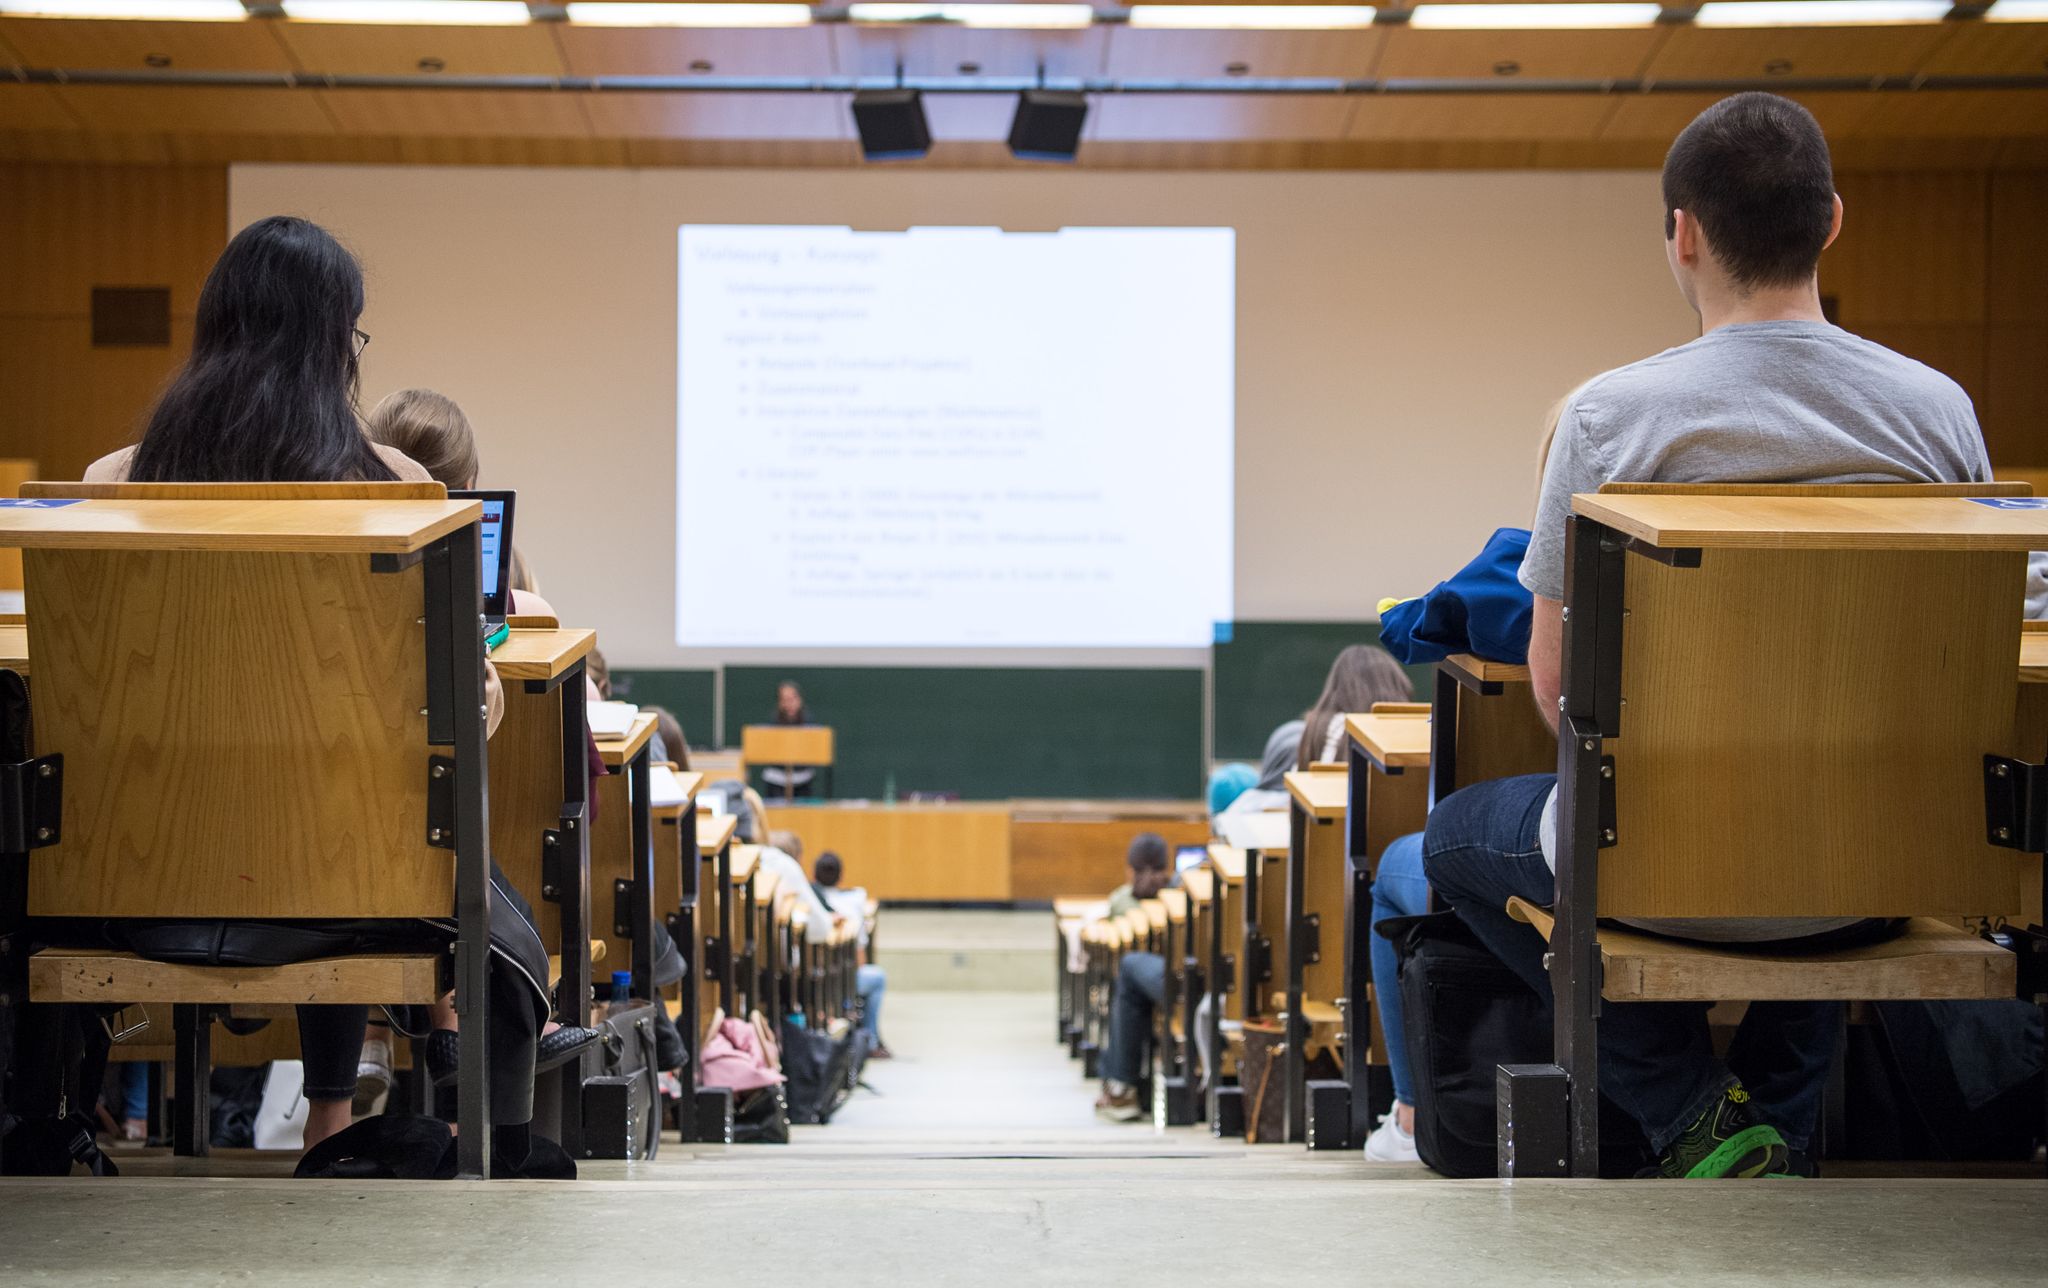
[1385,911,1651,1178]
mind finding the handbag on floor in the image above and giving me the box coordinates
[731,1086,791,1145]
[1386,911,1651,1178]
[583,999,663,1161]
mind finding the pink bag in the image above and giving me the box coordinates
[699,1016,784,1092]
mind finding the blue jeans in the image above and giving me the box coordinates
[119,1061,149,1122]
[1105,952,1165,1086]
[1370,833,1431,1107]
[857,964,886,1040]
[1422,773,1842,1153]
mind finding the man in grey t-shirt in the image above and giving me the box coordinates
[1420,93,2008,1180]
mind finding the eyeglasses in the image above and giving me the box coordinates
[352,327,371,358]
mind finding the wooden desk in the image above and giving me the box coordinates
[692,810,739,1026]
[1281,768,1350,1146]
[0,496,479,553]
[1572,491,2048,550]
[484,625,598,1152]
[742,724,834,800]
[1428,654,1554,808]
[2020,623,2048,684]
[592,712,661,999]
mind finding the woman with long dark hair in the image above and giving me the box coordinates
[88,216,422,486]
[84,217,578,1176]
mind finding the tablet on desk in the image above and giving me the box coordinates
[1175,845,1209,875]
[450,489,515,625]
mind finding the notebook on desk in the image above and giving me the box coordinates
[449,489,515,625]
[587,700,640,740]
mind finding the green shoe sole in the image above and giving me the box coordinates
[1682,1123,1788,1179]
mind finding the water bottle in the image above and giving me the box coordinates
[883,771,896,806]
[608,969,633,1019]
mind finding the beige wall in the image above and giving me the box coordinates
[231,163,1698,666]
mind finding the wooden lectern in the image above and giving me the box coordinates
[742,724,835,800]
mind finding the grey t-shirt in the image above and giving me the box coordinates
[1522,320,1996,943]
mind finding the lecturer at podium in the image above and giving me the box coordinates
[762,680,818,798]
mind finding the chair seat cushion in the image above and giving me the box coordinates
[30,948,442,1005]
[1504,901,2016,1003]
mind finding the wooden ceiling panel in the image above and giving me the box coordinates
[321,89,590,137]
[1600,90,1876,140]
[1102,29,1380,80]
[1348,92,1614,141]
[271,19,565,76]
[832,25,1108,79]
[581,90,848,140]
[1376,28,1668,82]
[0,16,294,74]
[1855,89,2048,138]
[1645,26,1954,81]
[553,25,837,77]
[1917,25,2048,78]
[923,92,1023,142]
[54,85,335,135]
[1089,93,1353,141]
[0,83,80,132]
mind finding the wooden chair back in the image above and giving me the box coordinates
[20,491,469,920]
[1585,486,2034,921]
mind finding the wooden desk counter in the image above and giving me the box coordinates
[1572,492,2048,551]
[1206,843,1246,882]
[1441,653,1531,692]
[596,712,657,767]
[1345,712,1432,774]
[729,844,762,885]
[697,812,739,855]
[2021,624,2048,684]
[1284,768,1351,820]
[0,497,479,553]
[0,621,25,675]
[490,628,595,683]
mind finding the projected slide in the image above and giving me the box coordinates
[676,224,1234,649]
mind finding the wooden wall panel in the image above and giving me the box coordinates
[1827,171,1988,327]
[0,164,224,482]
[1009,817,1212,903]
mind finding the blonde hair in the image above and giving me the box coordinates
[366,388,479,491]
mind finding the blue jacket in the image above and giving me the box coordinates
[1378,527,1533,666]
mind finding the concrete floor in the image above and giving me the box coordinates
[2,932,2045,1285]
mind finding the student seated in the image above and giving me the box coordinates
[812,850,891,1059]
[83,215,575,1173]
[1295,644,1414,769]
[364,387,555,619]
[1421,92,2010,1180]
[1093,832,1172,1123]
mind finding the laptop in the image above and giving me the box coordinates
[1175,844,1209,875]
[450,489,516,627]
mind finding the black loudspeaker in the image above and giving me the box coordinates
[1007,90,1087,162]
[852,89,931,161]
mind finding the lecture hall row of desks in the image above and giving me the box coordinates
[1058,489,2048,1169]
[0,486,867,1171]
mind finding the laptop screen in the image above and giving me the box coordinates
[451,489,515,621]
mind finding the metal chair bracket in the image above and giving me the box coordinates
[1984,754,2048,853]
[425,755,456,850]
[0,754,63,853]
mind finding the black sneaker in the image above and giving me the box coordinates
[1642,1084,1790,1179]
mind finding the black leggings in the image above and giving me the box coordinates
[295,960,543,1125]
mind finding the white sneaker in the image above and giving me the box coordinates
[353,1038,393,1119]
[1363,1109,1420,1163]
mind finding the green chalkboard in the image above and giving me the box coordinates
[721,665,1204,800]
[1210,621,1429,760]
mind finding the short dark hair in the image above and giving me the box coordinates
[1126,832,1169,872]
[1662,93,1836,291]
[814,851,843,887]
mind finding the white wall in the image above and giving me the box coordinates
[232,164,1697,668]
